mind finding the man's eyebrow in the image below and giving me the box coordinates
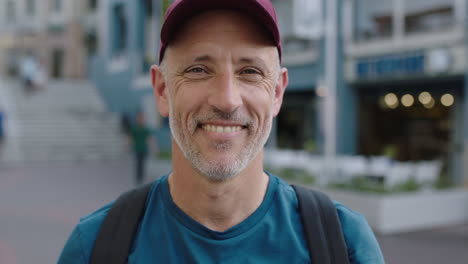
[190,55,270,69]
[238,57,268,68]
[193,55,214,63]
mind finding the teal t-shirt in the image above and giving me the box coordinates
[58,173,384,263]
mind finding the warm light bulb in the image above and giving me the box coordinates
[441,93,454,107]
[418,91,432,105]
[384,93,399,109]
[423,98,435,109]
[401,94,414,107]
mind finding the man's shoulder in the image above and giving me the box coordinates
[58,178,164,263]
[76,180,162,239]
[57,202,114,263]
[333,201,384,263]
[78,202,114,234]
[270,175,383,262]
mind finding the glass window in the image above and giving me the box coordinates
[6,1,15,22]
[26,0,35,15]
[137,0,156,72]
[54,0,62,12]
[404,0,455,34]
[354,0,394,42]
[272,0,317,56]
[277,92,317,151]
[112,4,127,54]
[89,0,98,10]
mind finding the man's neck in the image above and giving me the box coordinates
[168,147,269,232]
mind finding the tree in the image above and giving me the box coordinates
[162,0,171,19]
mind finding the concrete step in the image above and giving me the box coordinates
[0,79,126,163]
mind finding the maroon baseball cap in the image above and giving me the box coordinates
[159,0,282,63]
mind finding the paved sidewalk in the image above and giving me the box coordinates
[0,160,467,263]
[0,159,171,264]
[377,223,468,264]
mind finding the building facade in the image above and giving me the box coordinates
[90,0,329,152]
[90,0,169,148]
[0,0,99,79]
[91,0,467,186]
[342,0,468,185]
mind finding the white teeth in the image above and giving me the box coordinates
[202,125,243,133]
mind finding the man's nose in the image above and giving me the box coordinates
[208,73,242,113]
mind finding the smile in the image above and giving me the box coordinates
[201,124,244,133]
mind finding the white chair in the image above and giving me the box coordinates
[414,160,442,185]
[384,161,416,188]
[368,156,392,177]
[335,155,368,182]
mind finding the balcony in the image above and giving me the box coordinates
[347,2,463,58]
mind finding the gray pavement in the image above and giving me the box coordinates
[0,158,171,264]
[0,159,467,263]
[377,223,468,264]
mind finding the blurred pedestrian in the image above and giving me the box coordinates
[19,53,38,93]
[0,108,5,152]
[33,57,47,90]
[128,111,156,185]
[120,113,131,137]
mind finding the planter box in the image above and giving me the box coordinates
[322,188,468,235]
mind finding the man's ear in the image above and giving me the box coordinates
[151,65,169,117]
[272,67,288,117]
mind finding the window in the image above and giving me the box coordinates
[277,92,317,150]
[52,48,65,78]
[89,0,97,10]
[26,0,35,15]
[354,0,394,42]
[272,0,319,56]
[85,32,98,55]
[404,0,455,34]
[54,0,62,12]
[140,0,156,72]
[112,4,127,54]
[6,1,15,22]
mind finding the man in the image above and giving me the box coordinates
[127,111,154,185]
[58,0,385,263]
[19,53,38,93]
[0,107,4,151]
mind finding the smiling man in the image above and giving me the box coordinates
[58,0,384,263]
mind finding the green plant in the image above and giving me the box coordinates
[279,168,316,185]
[303,140,316,153]
[433,172,455,190]
[328,176,423,194]
[382,144,396,159]
[156,151,172,160]
[264,166,316,185]
[392,178,420,192]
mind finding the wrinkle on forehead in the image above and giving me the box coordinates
[166,9,278,60]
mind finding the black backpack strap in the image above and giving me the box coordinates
[292,184,350,264]
[90,183,153,264]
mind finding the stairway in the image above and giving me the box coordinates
[0,79,127,164]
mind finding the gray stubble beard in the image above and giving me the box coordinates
[168,105,272,182]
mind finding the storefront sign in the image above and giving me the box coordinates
[356,52,425,80]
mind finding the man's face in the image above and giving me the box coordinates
[153,10,288,181]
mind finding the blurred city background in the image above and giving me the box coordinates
[0,0,467,263]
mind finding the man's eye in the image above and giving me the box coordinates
[186,67,206,73]
[242,68,260,75]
